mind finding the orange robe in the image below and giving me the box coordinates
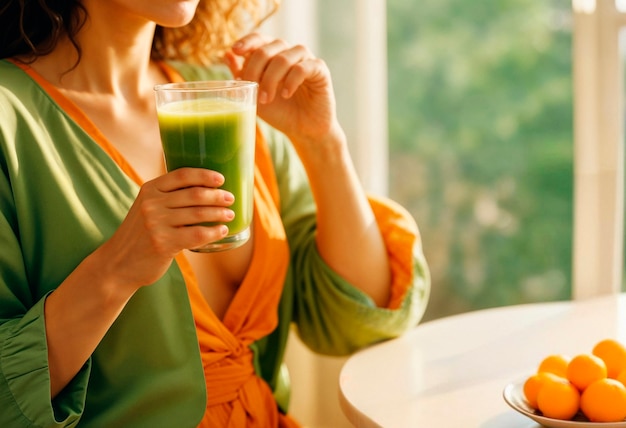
[176,132,300,427]
[158,65,300,426]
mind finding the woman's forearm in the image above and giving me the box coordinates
[294,126,392,307]
[44,249,136,397]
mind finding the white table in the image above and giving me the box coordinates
[339,293,626,427]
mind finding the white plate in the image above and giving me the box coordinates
[503,381,626,427]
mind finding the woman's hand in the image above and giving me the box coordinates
[100,167,235,290]
[224,33,341,147]
[226,34,392,308]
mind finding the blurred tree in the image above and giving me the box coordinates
[386,0,573,319]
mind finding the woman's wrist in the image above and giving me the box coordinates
[290,122,350,169]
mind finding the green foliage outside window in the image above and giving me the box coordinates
[386,0,573,320]
[317,0,573,321]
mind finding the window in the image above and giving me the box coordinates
[267,1,623,426]
[289,0,576,321]
[385,0,574,320]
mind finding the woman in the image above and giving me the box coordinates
[0,0,430,426]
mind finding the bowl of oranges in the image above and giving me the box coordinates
[503,338,626,427]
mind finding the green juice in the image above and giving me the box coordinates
[157,98,256,234]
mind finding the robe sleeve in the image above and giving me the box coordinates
[260,121,431,356]
[0,88,90,427]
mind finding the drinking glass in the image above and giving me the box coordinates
[154,80,258,252]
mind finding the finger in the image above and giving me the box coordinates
[280,57,328,99]
[237,39,291,84]
[223,50,243,78]
[183,224,230,251]
[154,168,225,193]
[171,205,235,228]
[256,45,312,104]
[164,186,234,210]
[231,32,274,55]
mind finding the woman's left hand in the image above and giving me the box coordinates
[226,34,392,307]
[224,33,340,146]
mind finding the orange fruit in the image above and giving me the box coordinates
[592,339,626,379]
[523,372,561,409]
[566,353,607,391]
[536,376,580,420]
[617,369,626,387]
[538,354,570,377]
[580,378,626,422]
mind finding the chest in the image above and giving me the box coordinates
[110,114,165,180]
[183,235,254,320]
[59,89,166,180]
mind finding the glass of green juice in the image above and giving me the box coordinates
[154,80,258,252]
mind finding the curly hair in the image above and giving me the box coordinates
[155,0,280,64]
[0,0,280,65]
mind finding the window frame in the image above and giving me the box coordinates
[572,0,626,298]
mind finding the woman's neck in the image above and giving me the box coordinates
[30,14,157,100]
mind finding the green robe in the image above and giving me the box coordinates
[0,59,430,427]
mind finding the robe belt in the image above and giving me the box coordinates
[203,348,279,427]
[204,350,256,406]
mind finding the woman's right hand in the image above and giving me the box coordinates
[45,167,234,397]
[99,167,235,291]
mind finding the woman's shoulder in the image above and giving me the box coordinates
[0,59,34,97]
[0,60,46,130]
[0,59,54,116]
[0,58,24,78]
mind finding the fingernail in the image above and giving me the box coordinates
[215,173,225,186]
[232,41,243,50]
[219,225,229,236]
[281,88,290,98]
[258,91,268,104]
[225,209,235,220]
[224,192,234,203]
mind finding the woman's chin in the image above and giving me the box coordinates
[156,1,198,28]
